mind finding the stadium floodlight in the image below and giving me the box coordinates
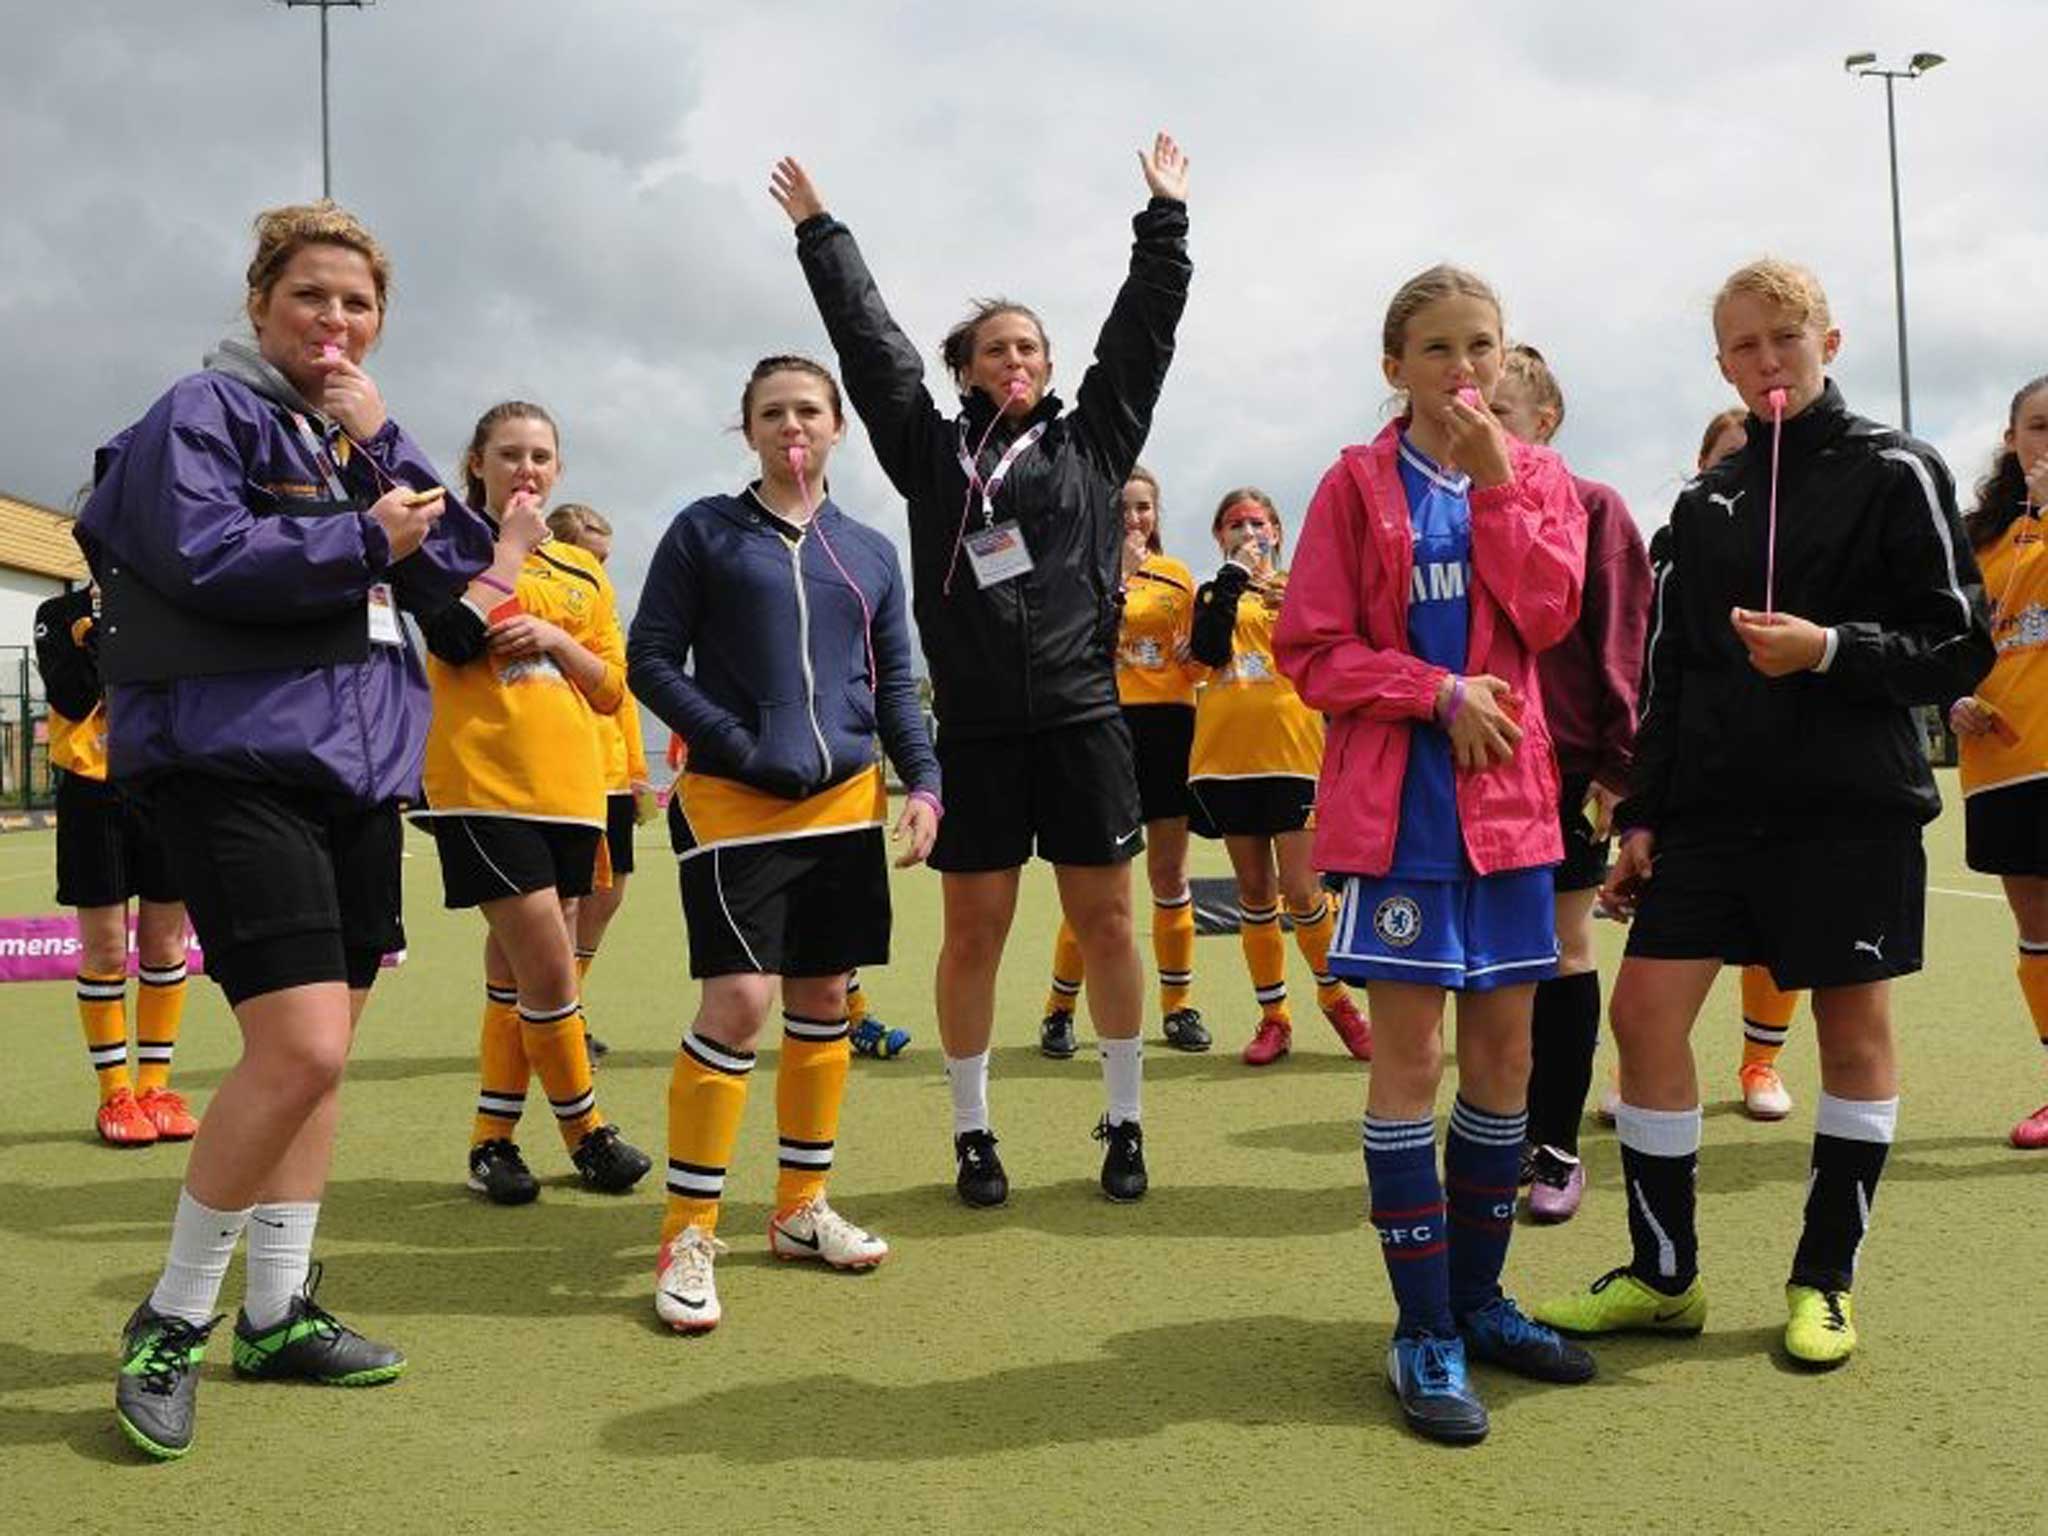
[270,1,375,199]
[1843,50,1947,433]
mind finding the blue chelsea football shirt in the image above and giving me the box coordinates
[1390,435,1473,878]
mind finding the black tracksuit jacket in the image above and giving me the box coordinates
[793,198,1190,740]
[1623,381,1994,841]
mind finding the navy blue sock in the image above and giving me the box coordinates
[1445,1096,1527,1318]
[1364,1113,1452,1338]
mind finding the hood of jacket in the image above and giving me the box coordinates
[203,338,324,420]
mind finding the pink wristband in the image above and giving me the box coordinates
[1436,676,1465,726]
[474,571,513,596]
[908,788,944,820]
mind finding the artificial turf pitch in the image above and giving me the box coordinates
[1,773,2041,1533]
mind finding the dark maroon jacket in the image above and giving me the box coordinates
[1536,475,1650,789]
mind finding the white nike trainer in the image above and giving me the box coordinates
[769,1196,890,1270]
[655,1226,727,1333]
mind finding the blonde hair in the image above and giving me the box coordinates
[245,200,391,315]
[547,503,611,547]
[1502,343,1565,436]
[1713,258,1832,338]
[1382,264,1502,358]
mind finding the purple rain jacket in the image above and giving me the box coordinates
[75,340,495,806]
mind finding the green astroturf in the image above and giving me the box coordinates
[0,774,2041,1533]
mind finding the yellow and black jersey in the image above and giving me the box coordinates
[1116,554,1199,708]
[1189,568,1323,783]
[34,588,109,782]
[422,538,625,827]
[1963,512,2048,797]
[669,762,888,860]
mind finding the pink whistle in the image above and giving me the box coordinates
[786,443,808,473]
[1006,377,1029,400]
[1457,387,1482,410]
[1766,386,1788,417]
[319,342,342,363]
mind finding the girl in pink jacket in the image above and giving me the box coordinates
[1273,264,1588,1445]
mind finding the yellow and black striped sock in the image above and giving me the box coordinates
[77,970,131,1101]
[1045,920,1085,1019]
[472,979,528,1146]
[2017,944,2048,1058]
[776,1013,851,1212]
[1154,890,1196,1014]
[1240,902,1290,1025]
[663,1029,755,1244]
[520,998,602,1149]
[845,971,869,1028]
[1740,967,1798,1071]
[1288,893,1346,1012]
[575,946,597,987]
[134,960,188,1095]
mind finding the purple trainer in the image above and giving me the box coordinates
[1526,1146,1585,1223]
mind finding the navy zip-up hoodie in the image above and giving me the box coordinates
[627,488,939,804]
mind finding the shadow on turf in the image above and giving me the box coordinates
[0,1405,141,1465]
[986,1044,1368,1081]
[597,1313,1812,1463]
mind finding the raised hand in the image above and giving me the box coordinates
[1138,132,1189,202]
[314,353,388,441]
[1121,528,1149,580]
[500,489,549,554]
[1442,391,1514,490]
[770,157,826,225]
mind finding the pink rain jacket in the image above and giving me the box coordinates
[1273,421,1588,879]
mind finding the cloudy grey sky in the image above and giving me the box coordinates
[5,1,2044,632]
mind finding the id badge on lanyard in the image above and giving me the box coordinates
[291,412,402,647]
[957,421,1046,590]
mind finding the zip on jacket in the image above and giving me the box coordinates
[793,197,1191,740]
[628,489,939,805]
[1273,421,1588,879]
[74,358,493,804]
[1621,380,1993,839]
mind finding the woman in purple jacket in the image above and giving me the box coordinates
[77,201,495,1461]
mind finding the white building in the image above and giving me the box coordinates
[0,490,86,811]
[0,489,86,646]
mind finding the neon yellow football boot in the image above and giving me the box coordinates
[1784,1285,1857,1366]
[1531,1266,1707,1337]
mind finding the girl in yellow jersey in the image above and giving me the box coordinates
[1950,374,2048,1148]
[1188,488,1372,1067]
[417,401,651,1205]
[1039,468,1208,1055]
[545,502,655,1064]
[34,582,193,1147]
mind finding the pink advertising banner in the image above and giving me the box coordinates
[0,914,401,983]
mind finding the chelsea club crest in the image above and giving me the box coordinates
[1372,896,1422,949]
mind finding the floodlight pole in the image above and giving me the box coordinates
[276,0,369,199]
[1846,51,1945,435]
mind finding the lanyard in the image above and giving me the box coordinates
[956,420,1046,528]
[288,412,351,502]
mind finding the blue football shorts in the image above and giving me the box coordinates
[1328,866,1558,992]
